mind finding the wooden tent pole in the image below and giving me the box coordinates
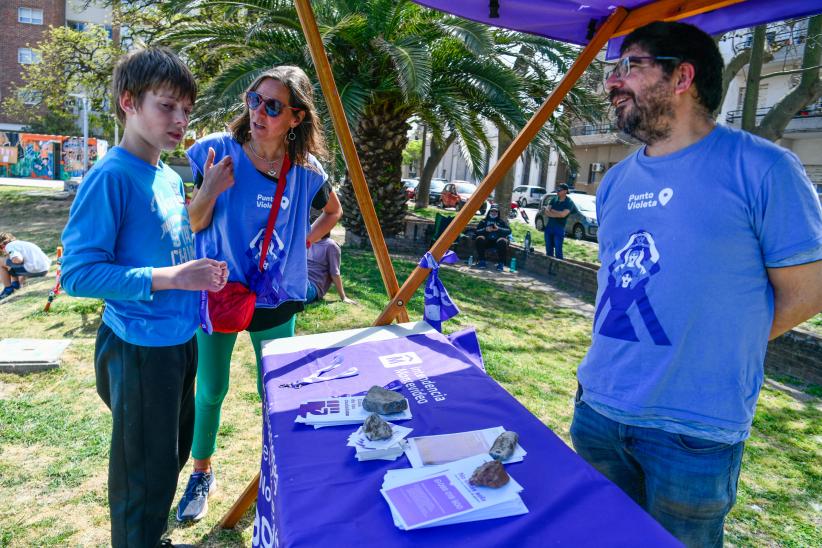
[296,0,409,323]
[613,0,746,38]
[373,7,629,326]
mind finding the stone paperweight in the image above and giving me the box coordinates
[362,385,408,414]
[363,413,393,441]
[469,460,510,488]
[489,431,519,461]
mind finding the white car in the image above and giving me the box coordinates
[512,185,547,208]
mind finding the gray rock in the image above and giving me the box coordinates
[489,431,519,461]
[362,385,408,414]
[363,413,393,441]
[469,460,510,488]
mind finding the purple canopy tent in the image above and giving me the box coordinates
[221,0,822,528]
[413,0,822,57]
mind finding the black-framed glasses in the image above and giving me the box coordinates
[245,90,302,118]
[605,56,682,81]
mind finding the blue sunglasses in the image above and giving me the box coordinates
[246,90,303,117]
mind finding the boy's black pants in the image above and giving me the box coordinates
[95,323,197,548]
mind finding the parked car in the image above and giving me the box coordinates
[427,178,448,205]
[402,178,419,200]
[534,192,598,240]
[511,185,546,208]
[439,180,489,215]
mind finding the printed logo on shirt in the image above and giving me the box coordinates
[594,230,671,346]
[626,187,674,210]
[151,193,195,265]
[256,194,290,210]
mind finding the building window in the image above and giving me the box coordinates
[67,20,88,32]
[18,90,42,106]
[18,7,44,25]
[18,48,40,65]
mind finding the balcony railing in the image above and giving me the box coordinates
[570,122,619,136]
[725,102,822,124]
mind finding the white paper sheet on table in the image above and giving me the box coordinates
[295,396,413,428]
[404,426,526,468]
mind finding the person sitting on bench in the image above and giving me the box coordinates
[0,232,50,300]
[473,205,511,271]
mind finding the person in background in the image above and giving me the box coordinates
[0,232,50,300]
[543,183,578,259]
[473,204,511,271]
[305,232,355,304]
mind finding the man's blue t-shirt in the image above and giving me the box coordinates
[187,133,327,308]
[61,147,199,347]
[547,196,579,228]
[578,124,822,442]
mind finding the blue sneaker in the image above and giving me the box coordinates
[0,287,13,300]
[496,262,504,271]
[476,260,487,268]
[11,281,20,290]
[176,469,216,522]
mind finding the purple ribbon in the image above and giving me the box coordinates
[418,250,460,331]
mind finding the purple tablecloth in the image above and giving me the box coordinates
[253,323,680,547]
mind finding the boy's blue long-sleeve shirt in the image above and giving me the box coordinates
[60,146,199,347]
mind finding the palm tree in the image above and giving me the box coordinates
[160,0,603,236]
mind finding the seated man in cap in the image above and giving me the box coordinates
[473,204,511,271]
[0,232,50,300]
[543,183,578,259]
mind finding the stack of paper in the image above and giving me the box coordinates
[404,426,527,468]
[294,396,413,428]
[381,454,528,530]
[347,423,413,461]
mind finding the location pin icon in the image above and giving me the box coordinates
[659,188,673,206]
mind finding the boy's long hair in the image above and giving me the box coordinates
[0,232,14,248]
[111,47,197,125]
[228,66,328,166]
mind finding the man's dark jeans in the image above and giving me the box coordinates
[570,393,744,548]
[544,224,566,259]
[95,323,197,548]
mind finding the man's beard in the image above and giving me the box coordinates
[611,80,674,145]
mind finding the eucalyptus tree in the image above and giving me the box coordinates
[160,0,603,236]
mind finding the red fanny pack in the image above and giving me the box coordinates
[206,154,291,333]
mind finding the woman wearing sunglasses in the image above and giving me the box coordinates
[178,66,342,522]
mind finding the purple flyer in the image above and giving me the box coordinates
[384,475,472,528]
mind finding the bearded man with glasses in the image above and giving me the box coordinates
[177,65,343,522]
[570,22,822,547]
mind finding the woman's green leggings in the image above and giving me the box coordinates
[191,317,295,460]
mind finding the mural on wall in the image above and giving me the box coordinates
[0,132,107,180]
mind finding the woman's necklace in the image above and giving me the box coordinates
[247,141,282,177]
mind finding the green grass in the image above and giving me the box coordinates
[0,187,820,546]
[408,204,601,264]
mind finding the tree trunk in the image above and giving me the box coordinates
[339,101,410,237]
[495,125,515,220]
[754,14,822,142]
[414,132,456,209]
[742,25,766,131]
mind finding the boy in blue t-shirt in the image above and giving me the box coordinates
[572,22,822,547]
[60,48,228,548]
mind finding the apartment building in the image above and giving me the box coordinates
[0,1,113,131]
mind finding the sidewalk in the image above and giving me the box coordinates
[0,176,63,190]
